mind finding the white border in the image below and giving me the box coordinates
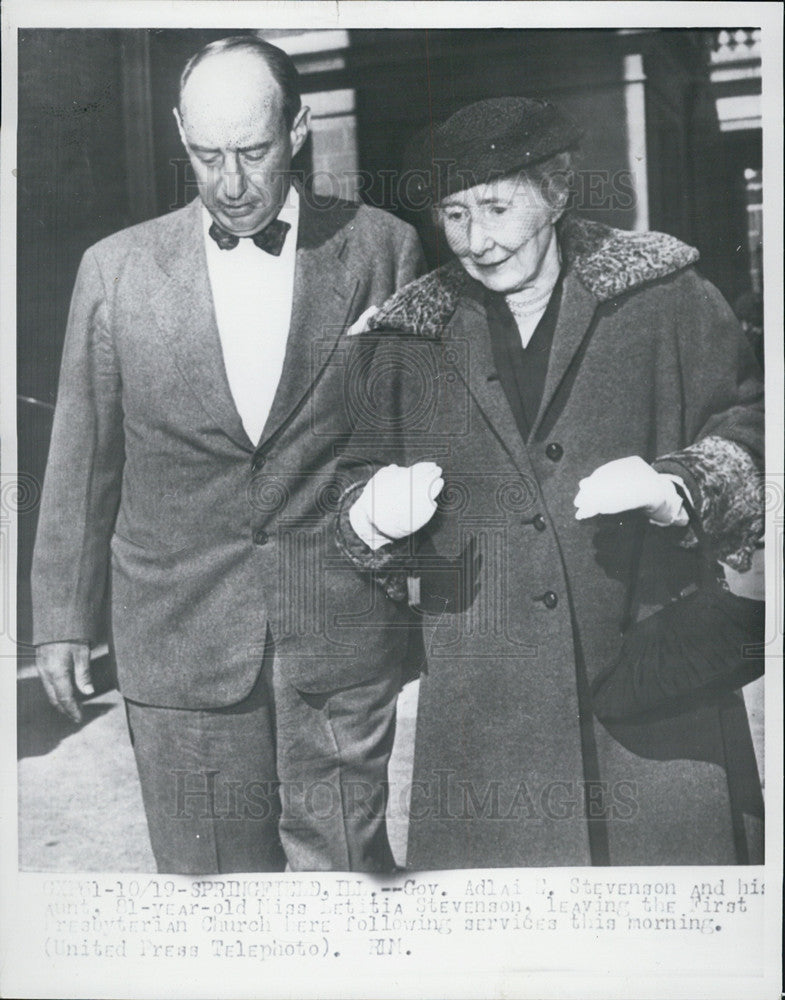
[2,4,782,999]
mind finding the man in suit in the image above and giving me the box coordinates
[31,35,424,874]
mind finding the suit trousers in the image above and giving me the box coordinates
[125,635,401,874]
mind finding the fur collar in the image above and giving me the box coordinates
[368,214,699,338]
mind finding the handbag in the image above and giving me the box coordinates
[591,486,764,724]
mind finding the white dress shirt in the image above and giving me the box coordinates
[202,187,300,446]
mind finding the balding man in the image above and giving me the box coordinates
[31,35,424,874]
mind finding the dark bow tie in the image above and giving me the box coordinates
[209,218,290,256]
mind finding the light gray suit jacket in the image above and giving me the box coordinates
[31,190,424,706]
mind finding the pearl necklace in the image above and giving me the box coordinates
[505,285,556,318]
[504,236,562,319]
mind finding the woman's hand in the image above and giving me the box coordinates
[346,305,380,337]
[349,462,444,550]
[574,455,687,525]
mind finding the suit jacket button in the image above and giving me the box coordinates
[252,454,267,472]
[532,513,547,532]
[253,529,269,546]
[546,442,564,461]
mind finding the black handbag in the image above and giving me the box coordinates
[591,487,764,723]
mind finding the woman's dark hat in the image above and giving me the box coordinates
[410,96,582,202]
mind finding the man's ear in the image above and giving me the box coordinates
[173,107,187,147]
[289,106,311,159]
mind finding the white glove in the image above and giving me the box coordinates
[346,305,380,337]
[349,462,444,550]
[574,455,688,526]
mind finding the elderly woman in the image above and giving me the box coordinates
[337,98,764,869]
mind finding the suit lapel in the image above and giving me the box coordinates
[149,194,360,452]
[257,194,359,447]
[149,199,252,450]
[530,270,599,437]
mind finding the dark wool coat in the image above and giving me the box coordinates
[338,214,764,869]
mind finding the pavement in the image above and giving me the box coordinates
[16,660,418,872]
[16,660,764,873]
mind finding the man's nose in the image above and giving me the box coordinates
[467,220,493,256]
[217,154,247,201]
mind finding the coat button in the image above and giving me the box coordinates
[252,454,267,472]
[533,590,558,609]
[253,529,269,546]
[545,442,564,461]
[532,513,547,532]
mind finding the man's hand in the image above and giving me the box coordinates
[574,455,686,525]
[36,641,93,724]
[350,462,444,550]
